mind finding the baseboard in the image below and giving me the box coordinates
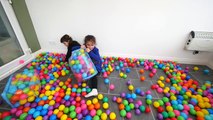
[101,52,208,65]
[207,61,213,70]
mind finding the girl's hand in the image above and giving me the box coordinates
[86,48,91,52]
[81,45,85,49]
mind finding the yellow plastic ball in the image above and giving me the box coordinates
[198,102,205,109]
[86,100,92,105]
[201,109,209,115]
[153,101,160,108]
[82,83,87,87]
[193,66,199,71]
[98,94,104,100]
[128,85,134,91]
[103,103,109,109]
[92,98,98,104]
[170,95,177,100]
[48,95,53,100]
[196,111,204,117]
[20,99,27,105]
[109,112,116,120]
[159,76,164,80]
[53,109,59,114]
[35,116,43,120]
[60,114,68,120]
[49,100,55,106]
[120,72,124,77]
[59,105,65,111]
[28,96,35,102]
[101,113,108,120]
[166,106,173,112]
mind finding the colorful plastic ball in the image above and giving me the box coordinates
[145,106,151,113]
[126,68,131,73]
[203,69,209,75]
[140,76,145,81]
[103,103,109,109]
[109,112,116,120]
[168,111,175,118]
[85,115,92,120]
[139,105,145,112]
[126,112,132,119]
[162,111,169,119]
[109,84,115,90]
[166,106,173,112]
[157,113,164,120]
[100,113,107,120]
[120,110,127,117]
[104,79,110,84]
[128,85,134,91]
[193,66,199,71]
[146,99,152,105]
[97,94,103,100]
[158,106,164,113]
[135,88,141,94]
[153,101,160,108]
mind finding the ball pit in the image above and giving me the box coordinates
[0,53,213,120]
[69,49,98,82]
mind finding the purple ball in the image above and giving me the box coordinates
[31,102,37,108]
[70,97,74,101]
[135,109,141,115]
[140,91,145,96]
[26,115,33,120]
[112,96,117,102]
[54,103,60,108]
[128,98,134,103]
[157,113,163,120]
[77,93,81,97]
[65,101,71,107]
[120,93,126,98]
[48,106,54,110]
[134,104,139,109]
[77,113,83,119]
[126,80,131,85]
[121,68,125,72]
[24,102,31,107]
[82,109,89,116]
[43,115,49,120]
[106,110,111,115]
[165,93,170,97]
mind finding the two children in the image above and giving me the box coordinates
[60,34,102,98]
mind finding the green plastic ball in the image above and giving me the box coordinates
[93,115,100,120]
[168,111,175,118]
[120,110,127,117]
[162,111,169,118]
[96,109,102,116]
[70,111,77,118]
[139,105,145,112]
[122,100,129,106]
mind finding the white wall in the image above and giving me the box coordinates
[25,0,213,64]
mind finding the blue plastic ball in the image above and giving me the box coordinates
[104,79,109,84]
[126,68,131,73]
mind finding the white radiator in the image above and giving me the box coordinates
[185,31,213,52]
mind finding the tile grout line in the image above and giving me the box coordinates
[150,80,160,99]
[149,105,156,120]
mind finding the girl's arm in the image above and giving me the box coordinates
[65,46,72,62]
[88,47,101,62]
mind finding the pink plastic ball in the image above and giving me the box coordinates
[157,88,163,93]
[109,84,115,90]
[137,100,142,106]
[90,109,96,117]
[76,107,82,114]
[173,110,180,116]
[146,90,151,95]
[126,112,132,119]
[81,104,87,110]
[183,105,190,111]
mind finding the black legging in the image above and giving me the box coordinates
[90,72,99,89]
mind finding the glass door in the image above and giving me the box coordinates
[0,0,32,79]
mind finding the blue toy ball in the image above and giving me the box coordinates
[104,79,110,84]
[85,115,92,120]
[115,66,120,71]
[135,88,141,94]
[126,68,131,73]
[203,69,210,75]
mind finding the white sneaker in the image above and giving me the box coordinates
[85,89,98,98]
